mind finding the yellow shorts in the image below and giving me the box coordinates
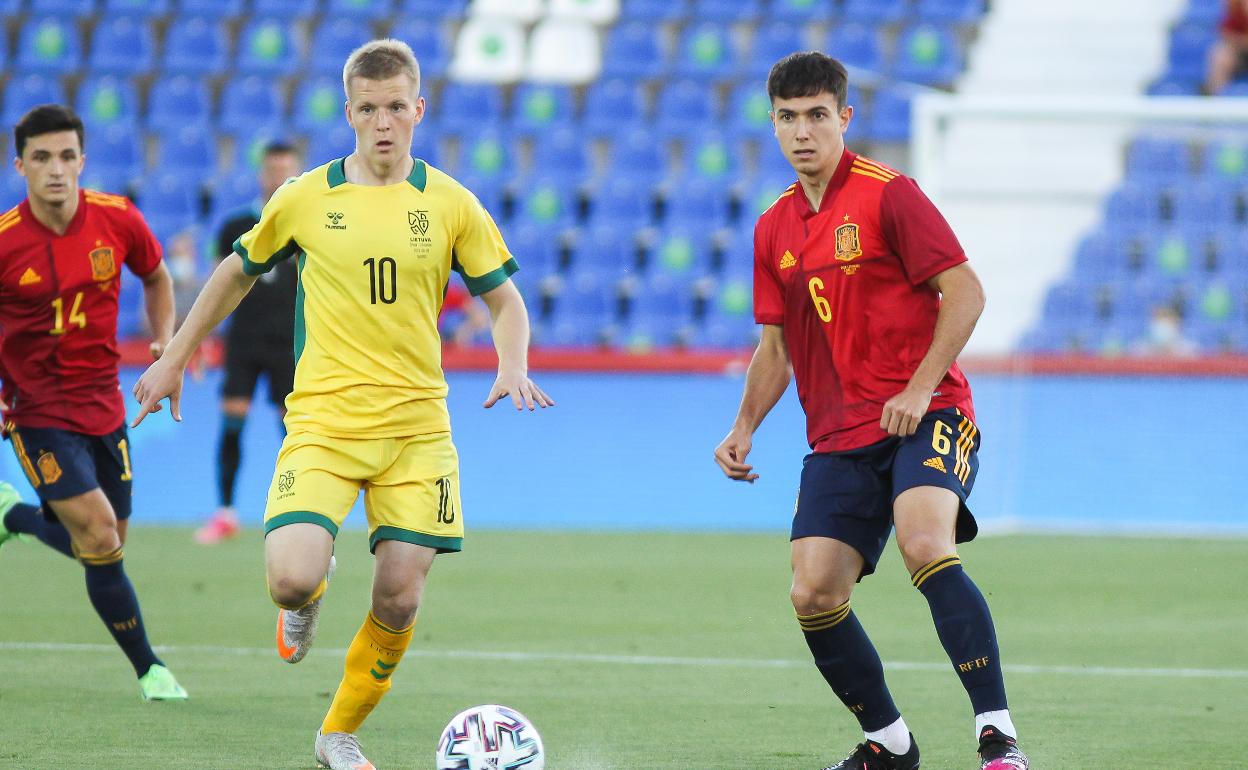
[263,430,463,553]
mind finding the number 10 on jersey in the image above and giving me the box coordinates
[363,257,397,305]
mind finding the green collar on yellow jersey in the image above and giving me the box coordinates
[327,157,427,192]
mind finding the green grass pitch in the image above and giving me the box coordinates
[2,529,1245,768]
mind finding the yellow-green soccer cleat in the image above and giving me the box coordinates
[138,664,188,701]
[0,481,27,550]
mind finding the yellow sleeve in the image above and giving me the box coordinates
[452,191,519,296]
[233,180,300,276]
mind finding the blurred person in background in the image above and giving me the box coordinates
[194,141,302,545]
[1206,0,1248,94]
[439,282,490,346]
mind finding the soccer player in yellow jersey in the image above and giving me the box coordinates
[131,39,552,770]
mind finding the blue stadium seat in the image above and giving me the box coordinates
[0,0,20,14]
[745,175,796,220]
[456,174,504,219]
[692,0,762,22]
[162,16,229,76]
[81,166,134,199]
[308,18,373,75]
[771,0,837,23]
[294,77,344,134]
[1180,0,1226,25]
[252,0,317,15]
[209,169,259,218]
[1125,137,1190,180]
[745,23,807,78]
[135,172,200,239]
[391,19,450,78]
[825,23,883,72]
[728,83,775,140]
[916,0,985,24]
[3,73,68,129]
[328,0,394,20]
[601,21,667,79]
[531,126,592,181]
[686,133,741,184]
[629,272,695,323]
[1167,23,1217,81]
[306,124,354,165]
[1072,231,1132,280]
[75,76,139,131]
[224,125,293,176]
[893,23,962,86]
[842,0,909,24]
[517,177,579,229]
[552,269,617,324]
[1172,183,1237,228]
[437,83,505,125]
[456,130,513,181]
[1199,140,1247,182]
[1,175,29,211]
[663,178,732,228]
[866,86,913,143]
[582,78,648,137]
[88,17,156,76]
[85,123,144,178]
[674,22,736,81]
[1105,182,1163,226]
[511,84,576,136]
[1040,281,1098,325]
[179,0,245,16]
[655,79,720,137]
[238,17,300,76]
[410,131,441,168]
[155,126,218,175]
[17,17,83,74]
[104,0,171,17]
[569,224,635,271]
[587,177,653,228]
[28,0,95,16]
[757,140,798,180]
[618,0,689,21]
[394,0,467,19]
[117,276,144,337]
[147,76,212,132]
[502,222,561,277]
[602,127,668,187]
[220,76,285,134]
[649,227,713,276]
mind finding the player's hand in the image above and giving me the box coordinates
[714,428,758,482]
[880,385,932,437]
[483,369,554,411]
[130,357,186,427]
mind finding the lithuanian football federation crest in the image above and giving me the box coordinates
[834,223,862,262]
[37,451,63,484]
[408,210,430,236]
[277,470,295,493]
[89,247,117,281]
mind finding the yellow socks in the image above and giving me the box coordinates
[321,611,414,734]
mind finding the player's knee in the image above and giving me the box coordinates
[790,583,849,615]
[898,532,955,571]
[371,591,420,630]
[74,520,121,556]
[267,572,320,609]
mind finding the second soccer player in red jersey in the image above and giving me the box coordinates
[0,105,188,700]
[714,54,1029,770]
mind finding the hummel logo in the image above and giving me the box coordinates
[923,457,947,472]
[779,250,796,270]
[325,211,347,230]
[18,267,41,285]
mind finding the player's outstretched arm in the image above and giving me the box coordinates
[881,262,985,437]
[715,324,791,483]
[131,253,259,427]
[478,280,553,411]
[140,262,176,360]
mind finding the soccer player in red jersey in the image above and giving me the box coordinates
[0,105,188,700]
[714,54,1029,770]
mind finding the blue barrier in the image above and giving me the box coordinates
[2,369,1243,536]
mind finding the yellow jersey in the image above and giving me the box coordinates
[234,157,516,439]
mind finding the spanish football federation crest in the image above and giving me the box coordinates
[37,451,63,484]
[834,222,862,262]
[89,247,117,281]
[409,210,430,236]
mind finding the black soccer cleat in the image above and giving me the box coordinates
[820,733,920,770]
[978,725,1029,770]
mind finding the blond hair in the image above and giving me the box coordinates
[342,39,421,98]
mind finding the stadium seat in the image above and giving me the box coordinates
[582,78,649,136]
[209,169,260,218]
[75,76,139,131]
[552,269,617,324]
[1167,23,1218,81]
[84,123,144,178]
[390,19,450,78]
[162,16,229,76]
[147,76,212,133]
[3,74,67,129]
[526,18,603,85]
[517,177,579,229]
[771,0,835,23]
[586,177,653,228]
[866,86,913,143]
[1,174,29,211]
[1105,182,1163,227]
[654,79,720,137]
[178,0,245,17]
[893,24,962,86]
[456,173,505,217]
[663,177,732,228]
[28,0,95,16]
[17,16,83,74]
[502,222,561,276]
[306,124,356,165]
[728,84,775,139]
[746,175,796,220]
[745,23,807,78]
[450,17,527,83]
[531,126,592,181]
[511,84,576,135]
[1180,0,1225,25]
[135,172,200,239]
[88,17,156,76]
[916,0,986,24]
[437,83,505,125]
[468,0,544,22]
[682,134,740,183]
[0,0,20,14]
[842,0,909,24]
[648,227,713,276]
[395,0,468,20]
[602,127,667,187]
[601,21,666,79]
[238,17,300,76]
[1125,137,1190,180]
[224,125,292,176]
[569,223,635,271]
[617,0,688,21]
[1172,183,1237,228]
[252,0,318,16]
[1200,140,1247,182]
[628,273,695,327]
[104,0,172,16]
[308,18,373,75]
[692,0,762,22]
[294,77,344,134]
[327,0,394,20]
[456,130,513,180]
[155,126,218,176]
[674,22,736,81]
[1146,231,1194,278]
[825,23,884,73]
[81,165,134,199]
[547,0,619,24]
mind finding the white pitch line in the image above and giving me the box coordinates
[1,641,1244,680]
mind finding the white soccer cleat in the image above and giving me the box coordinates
[315,730,377,770]
[276,555,335,664]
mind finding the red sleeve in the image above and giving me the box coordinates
[880,175,967,286]
[121,201,163,277]
[442,284,469,313]
[752,219,785,325]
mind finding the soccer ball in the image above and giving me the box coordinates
[435,704,545,770]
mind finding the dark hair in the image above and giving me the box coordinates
[14,104,85,157]
[767,52,849,110]
[262,139,299,158]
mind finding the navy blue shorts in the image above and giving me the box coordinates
[792,408,980,578]
[6,423,134,520]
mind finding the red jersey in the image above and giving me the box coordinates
[0,190,162,435]
[753,150,974,453]
[1223,0,1248,36]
